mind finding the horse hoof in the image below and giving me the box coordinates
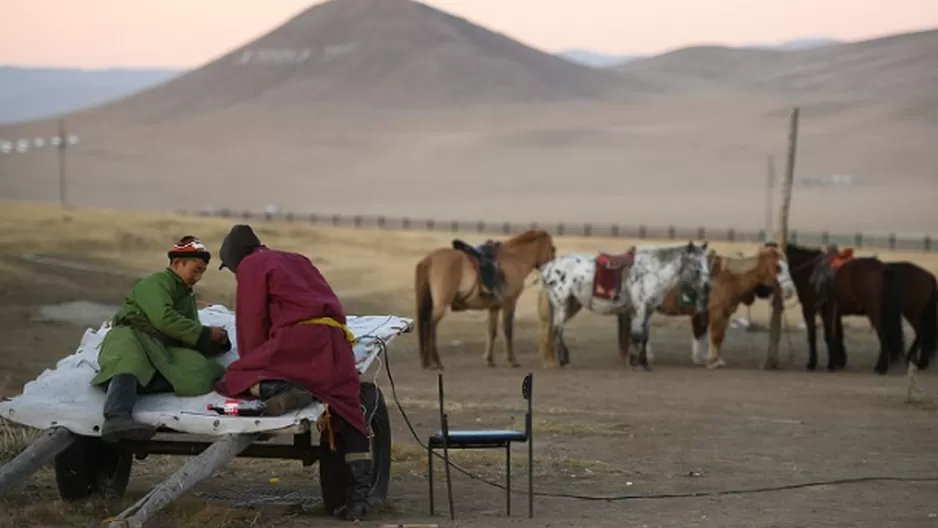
[509,362,521,368]
[641,365,652,372]
[692,354,705,365]
[805,363,817,371]
[706,359,725,369]
[486,361,496,368]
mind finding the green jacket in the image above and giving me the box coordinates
[90,268,226,396]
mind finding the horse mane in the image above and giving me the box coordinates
[722,247,783,276]
[723,254,760,275]
[503,229,550,248]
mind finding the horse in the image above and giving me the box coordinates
[652,245,796,368]
[536,241,711,371]
[770,242,935,374]
[414,229,556,370]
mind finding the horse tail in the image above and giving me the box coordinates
[881,266,905,364]
[415,257,434,366]
[917,279,938,367]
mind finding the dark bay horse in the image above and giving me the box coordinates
[767,242,937,374]
[414,229,556,370]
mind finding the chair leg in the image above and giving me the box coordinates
[505,444,512,516]
[428,447,435,516]
[443,445,455,520]
[528,440,534,519]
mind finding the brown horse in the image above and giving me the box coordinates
[414,229,556,370]
[776,242,936,374]
[652,246,796,367]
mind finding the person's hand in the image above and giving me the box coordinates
[210,327,227,343]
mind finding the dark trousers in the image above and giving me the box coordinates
[331,410,371,460]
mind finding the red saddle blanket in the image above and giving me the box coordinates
[593,249,635,300]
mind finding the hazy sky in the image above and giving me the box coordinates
[3,0,936,69]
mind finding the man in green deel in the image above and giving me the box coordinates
[90,236,231,443]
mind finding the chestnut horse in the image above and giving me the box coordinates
[414,229,556,370]
[776,242,936,374]
[652,246,796,368]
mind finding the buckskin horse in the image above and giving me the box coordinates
[414,229,556,370]
[770,242,936,374]
[652,245,796,368]
[536,241,711,371]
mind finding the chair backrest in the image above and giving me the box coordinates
[522,372,533,440]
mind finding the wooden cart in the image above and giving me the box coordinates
[0,306,412,528]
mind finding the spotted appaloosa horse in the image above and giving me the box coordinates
[536,242,711,370]
[652,246,796,368]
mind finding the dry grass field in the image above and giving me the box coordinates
[1,201,937,528]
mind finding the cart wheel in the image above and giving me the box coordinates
[54,436,133,501]
[319,382,393,514]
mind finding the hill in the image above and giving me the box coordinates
[0,67,181,125]
[558,38,839,68]
[611,29,938,99]
[23,0,640,130]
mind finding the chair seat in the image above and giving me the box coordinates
[429,429,527,447]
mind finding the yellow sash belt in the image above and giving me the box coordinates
[298,317,358,345]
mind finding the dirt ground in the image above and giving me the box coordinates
[1,203,937,528]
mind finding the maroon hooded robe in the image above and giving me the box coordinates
[214,246,367,435]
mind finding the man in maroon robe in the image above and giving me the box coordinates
[215,224,372,522]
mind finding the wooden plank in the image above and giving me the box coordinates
[765,107,799,369]
[0,427,75,496]
[106,433,258,528]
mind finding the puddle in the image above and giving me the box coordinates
[36,301,120,327]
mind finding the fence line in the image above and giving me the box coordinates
[182,209,935,253]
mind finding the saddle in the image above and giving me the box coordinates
[593,247,636,301]
[452,239,504,299]
[811,246,855,306]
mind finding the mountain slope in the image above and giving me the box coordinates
[611,28,938,98]
[25,0,644,130]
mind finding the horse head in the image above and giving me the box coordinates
[758,246,796,300]
[502,229,556,269]
[677,241,712,313]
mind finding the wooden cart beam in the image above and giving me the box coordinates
[106,433,258,528]
[0,426,75,496]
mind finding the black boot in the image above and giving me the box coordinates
[100,374,157,443]
[257,381,315,416]
[336,457,372,521]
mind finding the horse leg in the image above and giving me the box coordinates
[834,314,848,370]
[616,312,631,364]
[706,313,728,369]
[690,312,708,365]
[557,300,581,367]
[819,304,839,372]
[428,303,449,371]
[866,303,890,375]
[483,307,500,368]
[501,299,521,368]
[803,304,819,371]
[636,315,653,372]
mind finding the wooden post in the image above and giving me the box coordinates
[765,107,799,370]
[107,434,257,528]
[0,427,75,496]
[765,155,776,239]
[57,120,68,207]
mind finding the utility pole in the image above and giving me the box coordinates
[766,107,800,370]
[765,155,776,240]
[0,129,79,204]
